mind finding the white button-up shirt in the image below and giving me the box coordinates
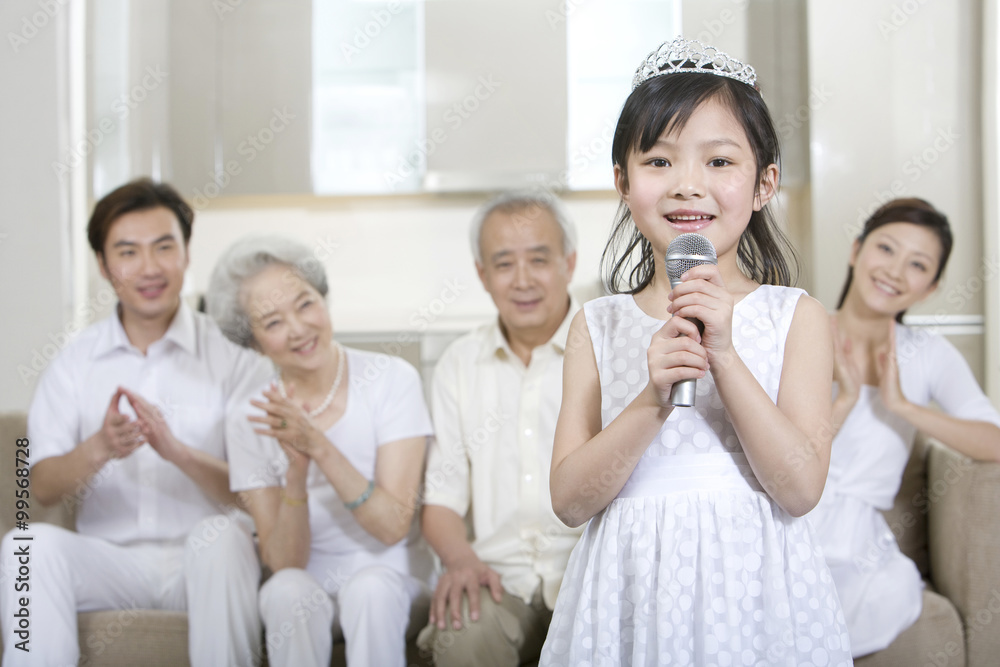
[28,303,272,545]
[423,302,584,608]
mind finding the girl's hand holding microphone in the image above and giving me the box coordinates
[665,263,736,363]
[644,308,709,409]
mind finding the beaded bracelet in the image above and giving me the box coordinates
[344,479,375,510]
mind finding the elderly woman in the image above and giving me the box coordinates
[207,236,433,667]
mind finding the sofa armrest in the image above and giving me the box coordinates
[927,440,1000,667]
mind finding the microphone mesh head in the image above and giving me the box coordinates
[665,233,718,285]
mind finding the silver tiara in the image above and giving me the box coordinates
[632,37,757,90]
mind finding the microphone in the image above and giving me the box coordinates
[665,233,718,407]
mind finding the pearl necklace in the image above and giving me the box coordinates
[278,341,345,418]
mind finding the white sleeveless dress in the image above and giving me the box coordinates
[539,287,853,666]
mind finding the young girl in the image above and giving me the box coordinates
[539,39,853,665]
[811,198,1000,657]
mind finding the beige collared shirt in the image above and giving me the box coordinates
[423,300,584,608]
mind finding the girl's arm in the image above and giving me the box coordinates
[879,324,1000,462]
[710,294,834,516]
[549,309,708,527]
[668,265,834,517]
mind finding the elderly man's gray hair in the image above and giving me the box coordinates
[207,235,328,349]
[469,190,578,264]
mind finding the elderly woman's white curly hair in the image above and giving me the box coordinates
[206,235,329,349]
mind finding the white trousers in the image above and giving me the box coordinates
[259,564,428,667]
[0,515,261,667]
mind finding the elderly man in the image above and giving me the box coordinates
[0,179,270,666]
[417,191,585,667]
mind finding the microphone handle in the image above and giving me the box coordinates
[669,376,697,407]
[667,276,698,407]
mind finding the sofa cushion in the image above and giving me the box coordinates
[78,610,190,666]
[854,588,964,667]
[881,435,929,578]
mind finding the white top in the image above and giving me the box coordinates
[423,303,585,609]
[808,324,1000,656]
[228,347,434,583]
[28,303,273,545]
[816,324,1000,513]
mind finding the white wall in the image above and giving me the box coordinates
[808,0,988,382]
[2,0,995,412]
[1,0,74,412]
[185,193,617,334]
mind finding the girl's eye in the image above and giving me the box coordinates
[649,158,669,168]
[877,243,892,254]
[911,261,928,272]
[709,158,732,167]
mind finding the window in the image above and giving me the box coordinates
[312,0,424,194]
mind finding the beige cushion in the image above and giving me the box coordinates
[927,443,1000,667]
[78,610,190,666]
[882,435,929,577]
[855,589,964,667]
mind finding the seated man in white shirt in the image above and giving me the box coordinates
[416,191,585,667]
[0,178,271,666]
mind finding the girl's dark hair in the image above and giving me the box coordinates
[601,72,798,293]
[836,197,953,323]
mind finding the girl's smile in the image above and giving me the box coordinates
[664,208,716,232]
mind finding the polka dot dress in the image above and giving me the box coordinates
[539,288,853,666]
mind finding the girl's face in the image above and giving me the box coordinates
[849,221,942,315]
[614,97,777,263]
[242,264,336,376]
